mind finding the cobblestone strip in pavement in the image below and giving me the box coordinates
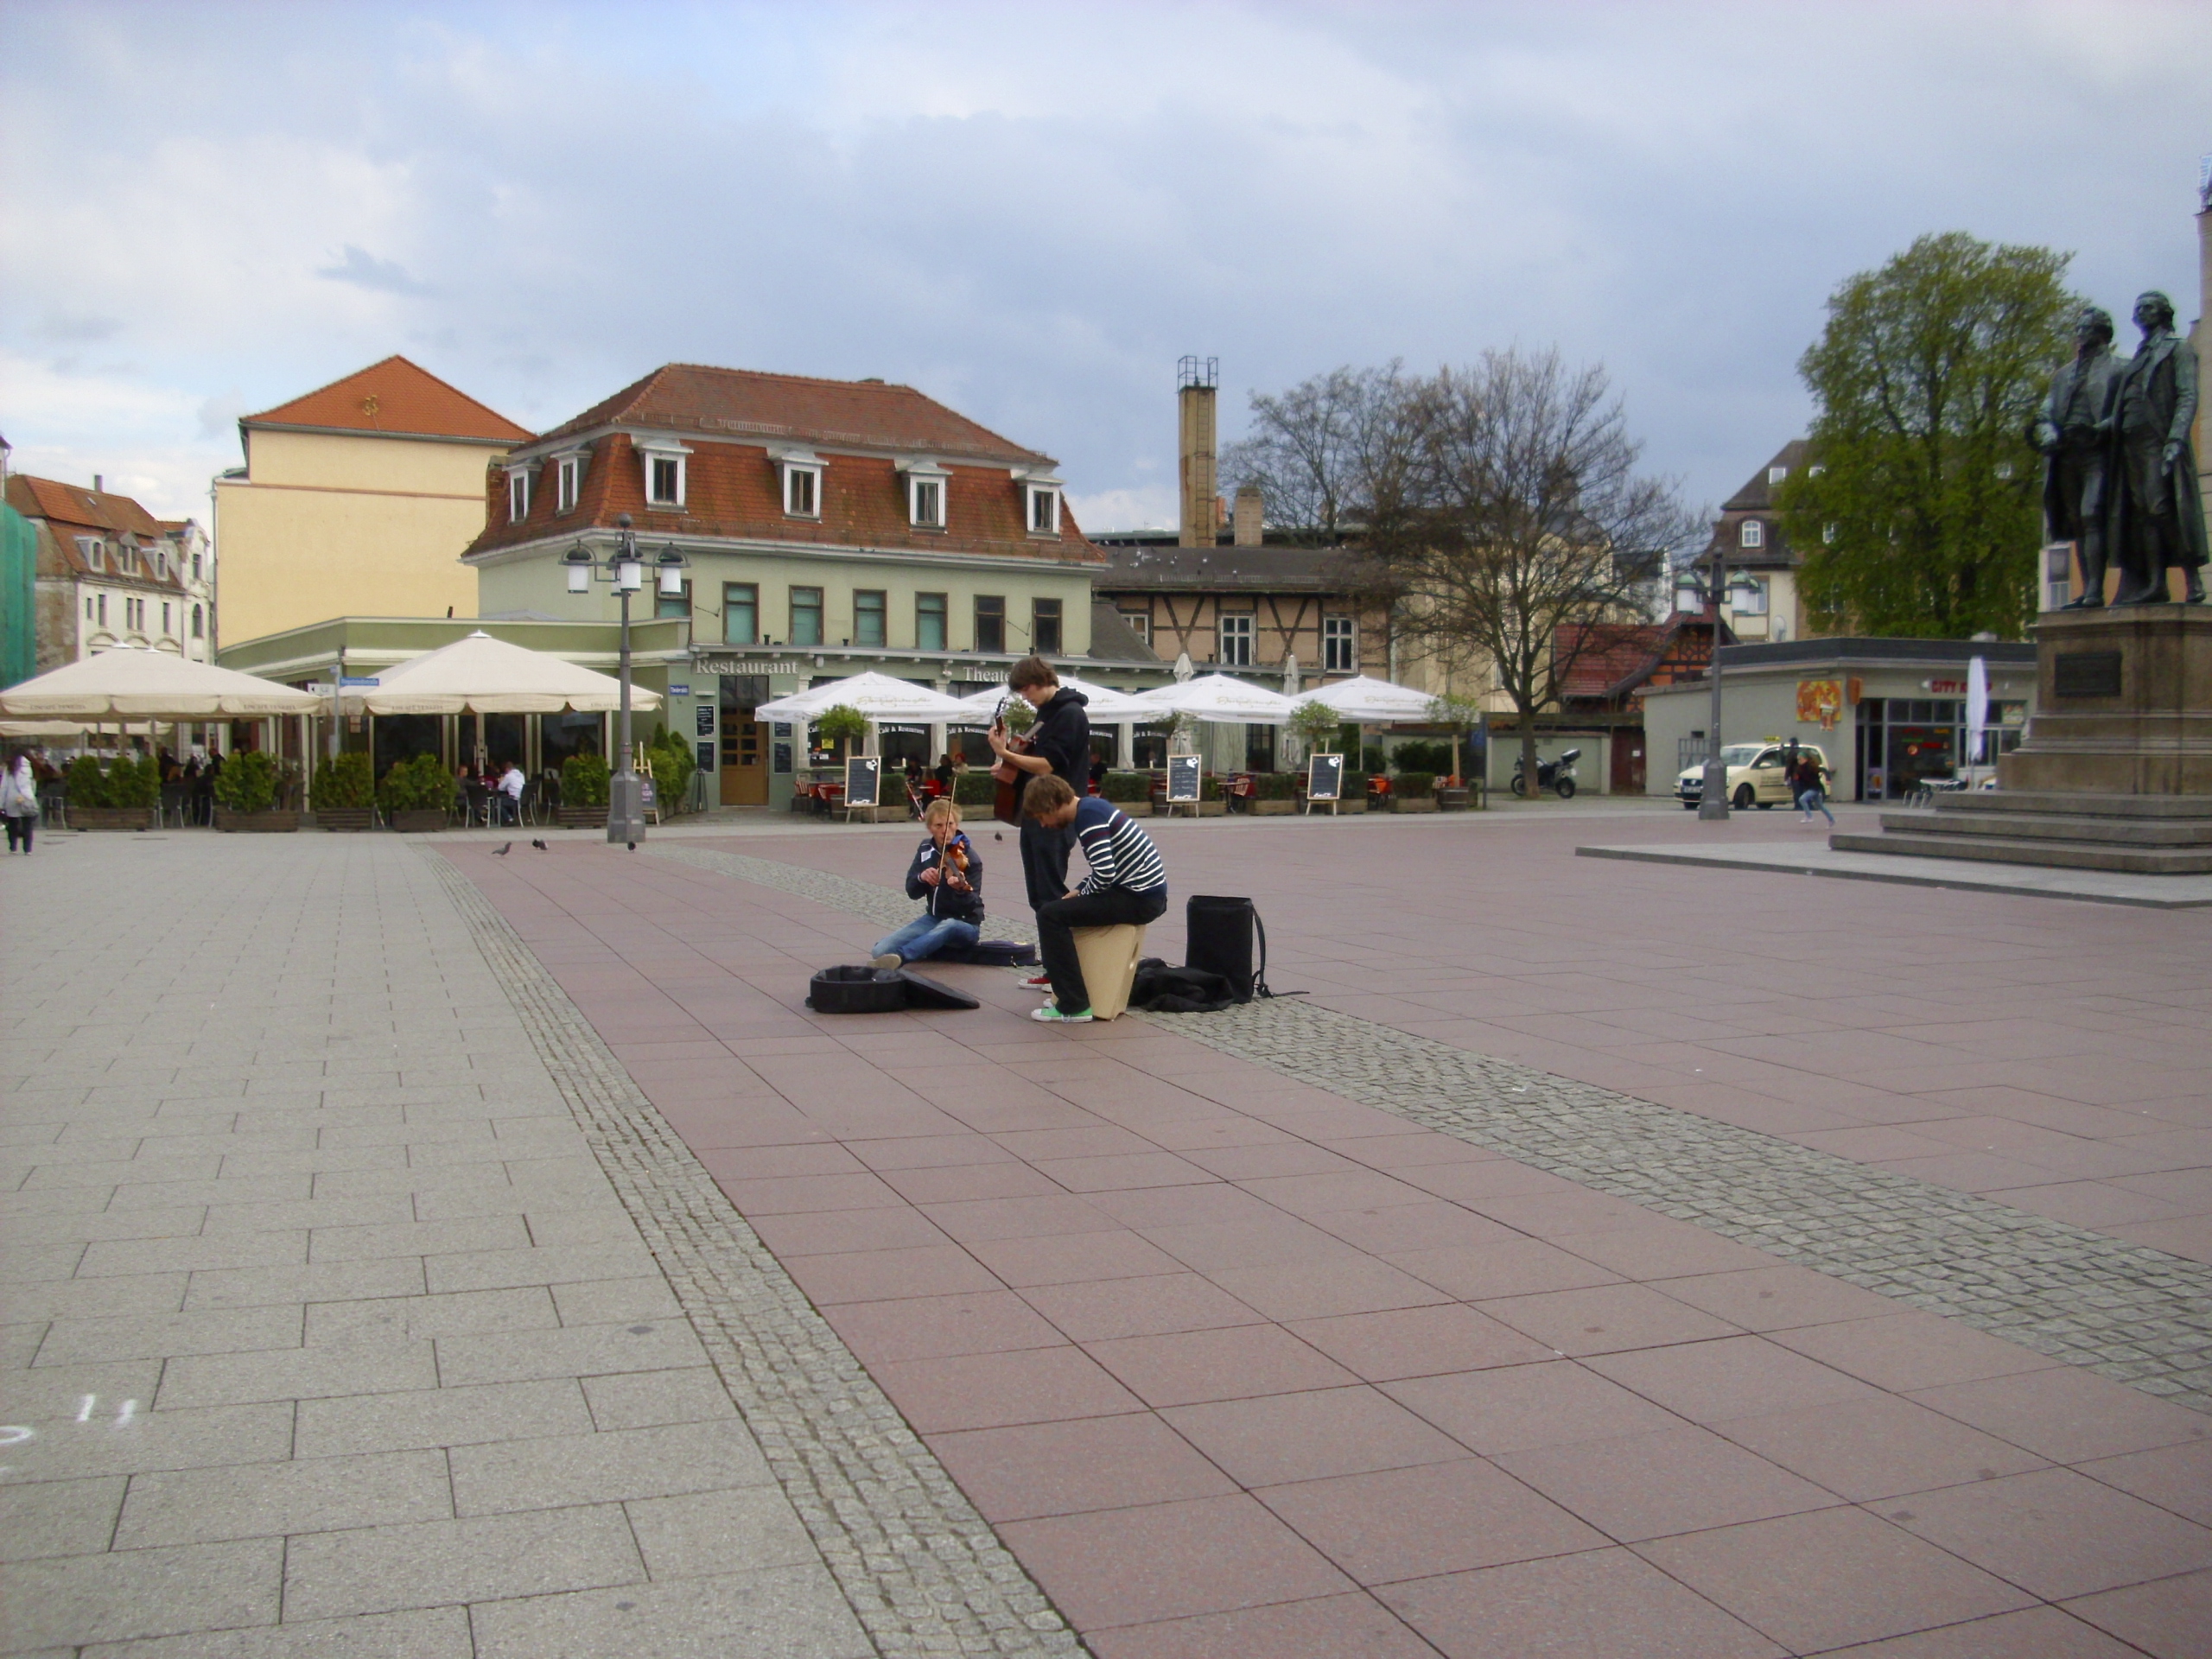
[426,849,1084,1659]
[651,843,2212,1413]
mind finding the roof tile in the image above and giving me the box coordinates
[244,355,531,443]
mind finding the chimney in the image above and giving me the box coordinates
[1177,356,1218,548]
[92,474,103,494]
[1233,484,1263,547]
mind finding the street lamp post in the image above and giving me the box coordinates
[1694,539,1758,823]
[563,513,688,846]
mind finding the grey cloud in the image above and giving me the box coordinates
[34,313,122,344]
[317,245,435,296]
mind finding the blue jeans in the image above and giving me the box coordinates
[871,914,979,963]
[1797,788,1834,824]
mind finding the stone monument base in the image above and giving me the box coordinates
[1834,607,2212,874]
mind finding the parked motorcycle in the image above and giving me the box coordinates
[1510,747,1580,799]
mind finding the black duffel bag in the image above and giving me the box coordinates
[1128,958,1238,1014]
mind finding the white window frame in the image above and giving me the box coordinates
[77,536,104,572]
[1119,607,1149,645]
[775,449,824,519]
[192,604,204,639]
[900,459,950,530]
[1322,614,1356,674]
[1768,465,1789,486]
[162,601,172,634]
[1732,576,1770,617]
[1218,612,1254,667]
[506,464,536,524]
[637,437,690,510]
[1739,519,1764,550]
[154,548,169,580]
[555,454,586,514]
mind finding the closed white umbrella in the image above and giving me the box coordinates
[1127,673,1296,723]
[1965,654,1989,773]
[1287,675,1438,723]
[752,671,971,721]
[0,645,321,719]
[947,676,1160,720]
[347,631,658,715]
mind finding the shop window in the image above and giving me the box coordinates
[656,580,692,620]
[855,589,887,647]
[974,594,1005,653]
[790,587,823,647]
[1032,598,1062,654]
[723,582,758,645]
[916,592,947,651]
[1218,613,1253,667]
[1323,615,1355,672]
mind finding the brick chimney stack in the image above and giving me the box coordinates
[1177,356,1218,548]
[1233,483,1264,547]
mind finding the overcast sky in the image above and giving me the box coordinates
[2,1,2205,533]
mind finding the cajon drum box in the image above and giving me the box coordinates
[1071,925,1147,1020]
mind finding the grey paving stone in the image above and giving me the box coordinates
[281,1503,645,1620]
[199,1194,417,1233]
[156,1338,438,1409]
[182,1259,427,1311]
[580,1367,741,1433]
[423,1241,666,1296]
[549,1276,684,1326]
[433,1319,708,1388]
[1,1274,188,1322]
[293,1378,595,1459]
[0,1536,282,1649]
[626,1486,823,1580]
[76,1232,305,1280]
[0,1472,128,1559]
[3,1402,295,1484]
[114,1448,453,1548]
[449,1419,775,1516]
[35,1306,302,1367]
[467,1563,875,1659]
[76,1605,473,1658]
[307,1215,531,1263]
[302,1287,558,1346]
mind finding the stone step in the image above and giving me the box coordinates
[1831,829,2212,874]
[1936,790,2212,820]
[1884,810,2212,846]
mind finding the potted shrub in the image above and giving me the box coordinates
[309,753,376,830]
[378,753,457,831]
[1247,772,1300,816]
[645,728,696,818]
[951,768,997,810]
[1100,770,1152,816]
[815,703,868,760]
[1391,770,1439,812]
[71,753,156,830]
[557,753,610,827]
[213,750,298,831]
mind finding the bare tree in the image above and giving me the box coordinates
[1221,363,1407,543]
[1365,349,1702,792]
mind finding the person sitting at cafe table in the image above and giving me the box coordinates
[870,798,984,968]
[499,760,526,823]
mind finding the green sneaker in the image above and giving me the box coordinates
[1030,1004,1093,1024]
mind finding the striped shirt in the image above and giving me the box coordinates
[1072,797,1166,895]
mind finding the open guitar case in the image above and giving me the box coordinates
[807,964,981,1014]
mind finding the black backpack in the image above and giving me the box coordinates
[1128,959,1238,1014]
[1185,894,1283,1002]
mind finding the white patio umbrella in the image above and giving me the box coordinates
[1287,674,1440,723]
[1127,673,1296,723]
[345,631,658,715]
[947,676,1161,720]
[1965,654,1989,771]
[752,671,971,721]
[0,645,321,719]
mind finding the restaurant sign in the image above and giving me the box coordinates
[692,653,807,677]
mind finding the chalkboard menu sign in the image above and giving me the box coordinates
[1306,753,1344,801]
[694,702,715,736]
[844,755,881,807]
[696,741,714,773]
[1165,754,1202,803]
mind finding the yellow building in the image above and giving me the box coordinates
[213,356,532,645]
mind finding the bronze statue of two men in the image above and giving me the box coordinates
[2033,290,2206,607]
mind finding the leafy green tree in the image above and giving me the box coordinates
[1777,232,2076,639]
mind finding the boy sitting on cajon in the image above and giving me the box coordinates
[1020,774,1167,1024]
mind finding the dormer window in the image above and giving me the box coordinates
[506,463,537,524]
[636,437,690,509]
[1768,466,1789,486]
[1019,472,1064,536]
[900,460,949,530]
[775,449,823,519]
[76,536,104,572]
[1739,519,1764,550]
[555,451,587,514]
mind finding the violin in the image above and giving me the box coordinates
[941,831,974,893]
[988,690,1033,826]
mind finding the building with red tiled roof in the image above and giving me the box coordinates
[467,364,1131,806]
[1698,438,1815,643]
[8,474,213,671]
[214,357,532,645]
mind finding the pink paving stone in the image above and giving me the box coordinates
[1585,1334,1882,1423]
[925,1412,1239,1521]
[873,1160,1068,1204]
[1635,1505,2037,1652]
[915,1192,1123,1245]
[1084,1592,1440,1659]
[1376,1547,1784,1659]
[963,1229,1189,1288]
[1383,1360,1686,1456]
[1650,1262,1904,1332]
[1768,1308,2065,1392]
[1493,1423,1841,1542]
[1284,1304,1555,1382]
[779,1243,1007,1305]
[1029,1152,1220,1192]
[710,1169,906,1215]
[996,1492,1354,1629]
[1810,1606,2148,1657]
[820,1288,1065,1363]
[744,1205,953,1257]
[1161,1384,1470,1488]
[2077,1440,2212,1527]
[2063,1567,2212,1659]
[1255,1457,1607,1582]
[1384,1236,1625,1300]
[1201,1255,1455,1322]
[1082,1324,1362,1408]
[1713,1395,2050,1503]
[1018,1273,1267,1343]
[867,1344,1146,1433]
[848,1132,1020,1171]
[1473,1281,1745,1356]
[1306,1199,1520,1255]
[1905,1365,2212,1464]
[1882,1466,2212,1602]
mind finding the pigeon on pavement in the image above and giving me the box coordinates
[493,842,512,855]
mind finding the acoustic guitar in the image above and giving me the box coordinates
[989,692,1032,826]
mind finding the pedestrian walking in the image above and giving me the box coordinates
[2,751,41,854]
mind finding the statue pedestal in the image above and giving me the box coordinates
[1829,608,2212,874]
[1999,607,2212,794]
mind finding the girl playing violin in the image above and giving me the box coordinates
[869,798,985,967]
